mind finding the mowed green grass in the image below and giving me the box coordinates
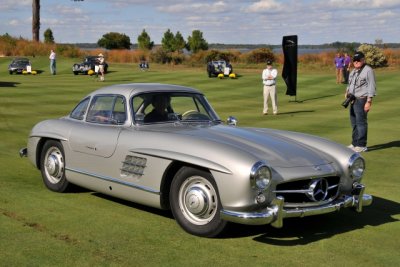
[0,56,399,266]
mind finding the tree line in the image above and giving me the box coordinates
[96,29,208,53]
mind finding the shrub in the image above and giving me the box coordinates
[383,49,400,67]
[105,49,132,63]
[56,44,82,58]
[150,47,172,64]
[186,50,208,66]
[204,50,238,63]
[243,48,275,64]
[357,44,387,68]
[170,52,186,65]
[0,33,17,56]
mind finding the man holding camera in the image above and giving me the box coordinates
[345,51,376,153]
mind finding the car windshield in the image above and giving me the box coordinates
[14,59,29,64]
[85,57,97,62]
[132,92,221,125]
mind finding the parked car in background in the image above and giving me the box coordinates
[8,57,32,74]
[20,83,372,237]
[207,60,233,77]
[72,56,108,75]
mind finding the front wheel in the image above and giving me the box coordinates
[40,140,70,192]
[170,167,227,237]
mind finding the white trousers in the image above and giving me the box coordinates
[263,84,277,114]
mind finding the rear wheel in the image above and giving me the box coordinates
[40,140,70,192]
[170,167,227,237]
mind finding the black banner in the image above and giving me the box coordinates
[282,35,298,96]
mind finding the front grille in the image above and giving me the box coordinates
[274,176,340,207]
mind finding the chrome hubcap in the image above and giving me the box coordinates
[185,187,208,215]
[179,176,218,225]
[44,147,64,184]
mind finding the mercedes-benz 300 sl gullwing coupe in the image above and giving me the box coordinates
[20,83,372,237]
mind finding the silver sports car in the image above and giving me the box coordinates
[20,83,372,237]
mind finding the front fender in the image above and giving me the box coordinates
[131,148,232,174]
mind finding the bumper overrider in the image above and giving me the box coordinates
[220,183,372,228]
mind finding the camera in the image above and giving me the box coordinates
[342,94,355,108]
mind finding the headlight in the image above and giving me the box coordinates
[250,161,271,190]
[348,154,365,179]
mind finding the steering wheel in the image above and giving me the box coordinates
[182,110,209,120]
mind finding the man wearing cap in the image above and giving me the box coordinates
[262,60,278,115]
[345,51,376,152]
[98,53,105,81]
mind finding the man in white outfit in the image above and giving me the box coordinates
[98,53,105,81]
[262,60,278,115]
[49,49,56,75]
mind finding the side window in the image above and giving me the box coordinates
[70,97,90,120]
[113,96,127,124]
[132,95,147,123]
[87,95,126,124]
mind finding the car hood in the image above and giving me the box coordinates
[142,124,333,168]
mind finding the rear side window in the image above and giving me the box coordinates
[70,97,90,120]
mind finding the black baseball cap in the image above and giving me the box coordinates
[353,51,365,61]
[266,60,272,65]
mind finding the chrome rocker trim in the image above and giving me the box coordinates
[220,183,373,228]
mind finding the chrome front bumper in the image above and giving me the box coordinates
[220,183,373,228]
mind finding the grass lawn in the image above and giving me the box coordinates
[0,56,399,266]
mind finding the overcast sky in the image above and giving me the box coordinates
[1,0,399,45]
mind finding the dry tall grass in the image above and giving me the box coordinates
[1,37,399,68]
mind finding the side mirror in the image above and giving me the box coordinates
[227,116,238,126]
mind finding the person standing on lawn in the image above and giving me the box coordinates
[49,49,56,75]
[98,53,105,81]
[262,60,278,115]
[334,52,344,84]
[343,52,351,84]
[345,51,376,153]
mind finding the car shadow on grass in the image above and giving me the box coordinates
[26,69,44,74]
[91,192,174,219]
[84,193,399,242]
[241,196,399,245]
[0,81,21,87]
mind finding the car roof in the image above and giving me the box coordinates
[13,57,30,61]
[88,83,203,98]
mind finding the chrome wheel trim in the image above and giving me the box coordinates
[44,146,64,184]
[178,176,218,225]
